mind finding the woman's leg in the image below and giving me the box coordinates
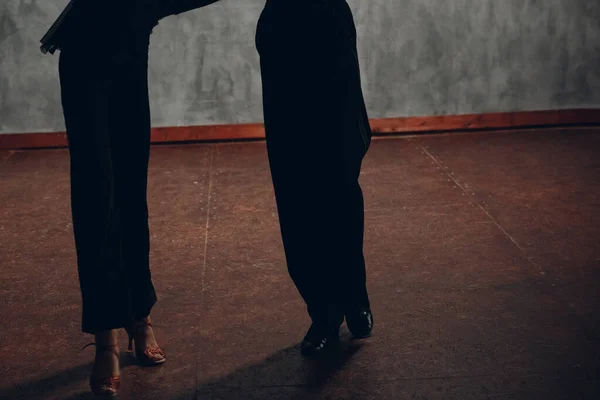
[106,24,165,363]
[59,48,124,395]
[108,56,156,327]
[59,49,130,334]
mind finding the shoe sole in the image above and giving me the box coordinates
[350,331,372,339]
[139,358,166,366]
[300,340,341,357]
[346,312,373,339]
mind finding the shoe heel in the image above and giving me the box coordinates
[125,317,166,366]
[126,334,134,354]
[84,342,120,397]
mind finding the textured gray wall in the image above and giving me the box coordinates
[0,0,599,134]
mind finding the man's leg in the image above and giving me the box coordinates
[257,0,370,355]
[258,54,335,325]
[327,0,374,337]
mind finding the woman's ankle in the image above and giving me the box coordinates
[90,329,120,377]
[132,315,151,327]
[95,329,119,348]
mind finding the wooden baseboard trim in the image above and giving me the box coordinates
[1,108,598,150]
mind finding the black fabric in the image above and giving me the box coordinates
[52,0,223,334]
[41,0,137,55]
[156,0,222,18]
[58,12,156,334]
[40,0,77,54]
[256,0,372,325]
[40,0,221,56]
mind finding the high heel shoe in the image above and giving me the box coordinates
[125,317,166,366]
[83,342,120,397]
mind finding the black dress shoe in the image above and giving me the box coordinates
[345,308,373,338]
[300,323,340,357]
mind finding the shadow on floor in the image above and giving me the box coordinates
[0,353,139,400]
[1,334,364,400]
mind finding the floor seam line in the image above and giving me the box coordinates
[197,144,215,399]
[200,145,214,309]
[207,371,560,390]
[415,143,545,276]
[0,150,15,168]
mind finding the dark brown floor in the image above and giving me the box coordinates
[1,127,599,400]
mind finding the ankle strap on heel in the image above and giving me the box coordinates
[126,317,152,336]
[83,342,119,353]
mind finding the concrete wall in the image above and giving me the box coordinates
[0,0,599,134]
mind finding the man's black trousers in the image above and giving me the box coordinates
[256,0,372,325]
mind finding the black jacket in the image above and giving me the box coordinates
[40,0,222,54]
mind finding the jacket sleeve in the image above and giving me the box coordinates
[155,0,223,20]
